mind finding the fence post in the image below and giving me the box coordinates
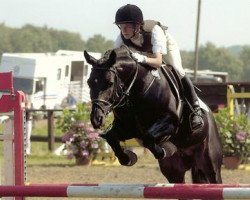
[47,110,55,151]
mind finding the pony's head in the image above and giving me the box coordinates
[84,46,136,128]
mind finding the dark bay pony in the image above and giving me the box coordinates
[84,45,222,186]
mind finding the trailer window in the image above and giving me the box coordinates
[13,78,33,94]
[35,80,44,93]
[65,65,69,77]
[57,69,62,80]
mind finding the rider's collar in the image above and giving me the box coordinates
[130,33,143,47]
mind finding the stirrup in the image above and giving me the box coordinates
[189,108,204,133]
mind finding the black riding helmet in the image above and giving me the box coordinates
[115,4,143,24]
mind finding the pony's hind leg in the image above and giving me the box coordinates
[191,167,209,183]
[192,151,222,184]
[158,155,186,183]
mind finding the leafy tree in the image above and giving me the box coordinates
[181,50,194,69]
[198,42,243,81]
[10,24,53,52]
[0,24,86,55]
[239,46,250,81]
[85,34,114,54]
[0,23,13,55]
[49,29,85,51]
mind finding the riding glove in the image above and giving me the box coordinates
[131,52,147,63]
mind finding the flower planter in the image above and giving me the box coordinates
[75,157,91,165]
[223,156,241,169]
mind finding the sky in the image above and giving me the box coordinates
[0,0,249,50]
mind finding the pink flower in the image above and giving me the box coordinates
[67,153,74,159]
[91,143,99,149]
[75,122,85,128]
[87,132,99,141]
[80,141,87,148]
[85,126,95,133]
[81,150,89,157]
[61,130,74,142]
[236,131,247,142]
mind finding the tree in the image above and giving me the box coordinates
[10,24,53,52]
[0,23,13,55]
[85,34,114,54]
[49,28,85,51]
[181,50,194,69]
[0,24,86,56]
[198,42,243,81]
[239,46,250,81]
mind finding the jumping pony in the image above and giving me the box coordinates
[84,45,222,188]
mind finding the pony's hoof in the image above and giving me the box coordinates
[120,150,138,166]
[160,141,177,159]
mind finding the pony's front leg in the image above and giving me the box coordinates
[101,128,137,166]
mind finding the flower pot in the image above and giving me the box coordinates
[75,157,91,165]
[223,156,241,169]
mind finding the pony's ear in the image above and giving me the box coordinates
[84,50,98,65]
[107,50,116,66]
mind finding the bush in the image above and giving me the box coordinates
[214,108,250,160]
[57,103,106,161]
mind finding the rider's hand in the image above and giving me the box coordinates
[131,52,147,63]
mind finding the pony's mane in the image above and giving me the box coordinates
[113,46,135,68]
[98,45,137,69]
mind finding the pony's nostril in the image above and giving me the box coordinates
[98,116,104,126]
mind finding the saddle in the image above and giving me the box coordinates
[159,65,185,119]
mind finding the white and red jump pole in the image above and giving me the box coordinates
[0,184,250,199]
[0,72,26,200]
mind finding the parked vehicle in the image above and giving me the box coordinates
[0,50,101,109]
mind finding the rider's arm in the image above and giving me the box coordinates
[144,52,163,69]
[138,25,167,69]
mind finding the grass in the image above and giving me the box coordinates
[0,118,73,165]
[28,118,74,165]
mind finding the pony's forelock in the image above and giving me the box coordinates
[113,46,135,68]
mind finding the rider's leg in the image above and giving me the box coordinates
[146,114,178,159]
[181,76,204,133]
[163,42,203,133]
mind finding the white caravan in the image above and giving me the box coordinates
[0,50,101,109]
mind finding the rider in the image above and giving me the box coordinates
[114,4,204,159]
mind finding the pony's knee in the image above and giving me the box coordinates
[100,128,117,141]
[147,116,176,143]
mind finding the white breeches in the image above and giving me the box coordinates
[164,33,185,77]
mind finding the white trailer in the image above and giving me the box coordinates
[0,50,101,109]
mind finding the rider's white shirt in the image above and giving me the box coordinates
[115,25,185,77]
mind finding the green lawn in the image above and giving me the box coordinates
[0,118,72,165]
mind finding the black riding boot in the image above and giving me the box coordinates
[181,76,204,134]
[146,115,178,159]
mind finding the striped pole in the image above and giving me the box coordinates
[30,183,250,188]
[0,185,250,199]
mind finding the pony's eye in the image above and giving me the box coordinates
[108,81,114,87]
[87,79,96,88]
